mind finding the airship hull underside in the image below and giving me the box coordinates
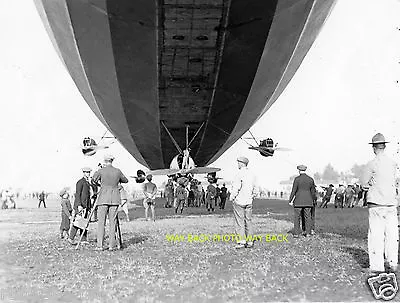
[34,0,336,169]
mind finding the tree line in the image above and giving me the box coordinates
[289,163,367,184]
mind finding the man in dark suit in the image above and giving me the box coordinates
[92,154,128,251]
[288,165,317,238]
[220,184,228,209]
[68,167,93,245]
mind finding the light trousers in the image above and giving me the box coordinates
[97,205,118,249]
[368,206,398,272]
[233,202,253,244]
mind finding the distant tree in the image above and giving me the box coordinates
[351,164,367,181]
[322,163,339,181]
[289,174,298,181]
[314,172,322,181]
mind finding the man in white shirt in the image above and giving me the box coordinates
[362,133,399,274]
[231,156,257,249]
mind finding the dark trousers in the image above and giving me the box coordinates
[320,196,331,208]
[97,205,118,249]
[38,199,46,208]
[175,199,185,213]
[220,197,227,209]
[206,198,214,211]
[69,225,87,241]
[301,206,315,231]
[294,207,312,235]
[311,206,315,230]
[334,195,344,208]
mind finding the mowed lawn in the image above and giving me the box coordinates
[0,198,393,302]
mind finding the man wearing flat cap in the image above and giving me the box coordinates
[92,154,128,250]
[288,165,317,238]
[362,133,399,274]
[231,156,257,249]
[68,167,94,245]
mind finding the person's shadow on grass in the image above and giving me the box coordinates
[343,246,369,268]
[122,235,148,249]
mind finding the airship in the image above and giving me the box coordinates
[34,0,336,169]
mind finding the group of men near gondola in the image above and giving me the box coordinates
[163,175,229,212]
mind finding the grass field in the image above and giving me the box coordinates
[0,197,395,302]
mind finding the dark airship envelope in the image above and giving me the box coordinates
[34,0,336,169]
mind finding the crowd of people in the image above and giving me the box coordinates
[163,176,230,213]
[55,153,252,250]
[318,183,367,208]
[18,131,397,278]
[1,188,17,209]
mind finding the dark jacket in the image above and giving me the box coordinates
[74,177,92,211]
[220,186,228,198]
[92,164,128,206]
[288,173,316,207]
[325,186,333,197]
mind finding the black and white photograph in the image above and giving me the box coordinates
[1,0,400,301]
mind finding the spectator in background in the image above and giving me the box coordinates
[205,180,217,212]
[219,183,228,209]
[334,184,345,209]
[38,191,46,208]
[344,184,356,208]
[215,184,221,209]
[164,178,174,208]
[320,184,334,208]
[288,165,317,238]
[175,177,188,214]
[143,174,157,221]
[353,184,362,207]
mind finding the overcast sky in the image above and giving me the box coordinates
[0,0,399,192]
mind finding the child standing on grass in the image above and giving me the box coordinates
[59,189,72,239]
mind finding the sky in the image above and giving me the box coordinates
[0,0,399,192]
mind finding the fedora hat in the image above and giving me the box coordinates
[369,133,389,144]
[296,165,307,171]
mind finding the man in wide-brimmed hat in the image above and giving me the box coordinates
[362,133,399,274]
[288,165,317,238]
